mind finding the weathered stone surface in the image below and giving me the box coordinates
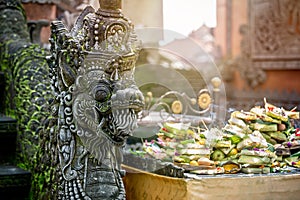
[46,0,144,199]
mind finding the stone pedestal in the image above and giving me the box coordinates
[0,165,31,200]
[0,116,17,164]
[0,116,31,199]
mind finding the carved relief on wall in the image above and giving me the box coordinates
[229,0,300,88]
[250,0,300,69]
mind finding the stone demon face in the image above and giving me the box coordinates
[71,63,144,167]
[49,5,145,167]
[73,65,144,146]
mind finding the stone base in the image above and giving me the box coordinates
[123,164,300,200]
[0,116,17,164]
[0,165,31,200]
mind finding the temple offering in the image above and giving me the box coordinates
[132,98,300,175]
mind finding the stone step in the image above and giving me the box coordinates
[0,116,32,199]
[0,165,31,200]
[0,116,17,164]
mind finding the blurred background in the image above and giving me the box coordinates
[22,0,300,115]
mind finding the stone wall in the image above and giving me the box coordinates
[215,0,300,112]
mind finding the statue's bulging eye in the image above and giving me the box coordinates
[93,85,111,102]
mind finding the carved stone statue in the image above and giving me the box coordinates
[47,0,144,199]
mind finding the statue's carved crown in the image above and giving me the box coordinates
[79,0,141,77]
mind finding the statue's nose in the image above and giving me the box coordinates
[127,87,145,112]
[111,85,145,111]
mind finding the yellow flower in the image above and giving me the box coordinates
[171,100,183,114]
[198,92,211,110]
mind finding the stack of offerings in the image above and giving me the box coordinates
[218,98,300,173]
[142,122,216,172]
[138,98,300,174]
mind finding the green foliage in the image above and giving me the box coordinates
[0,17,54,200]
[0,2,59,199]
